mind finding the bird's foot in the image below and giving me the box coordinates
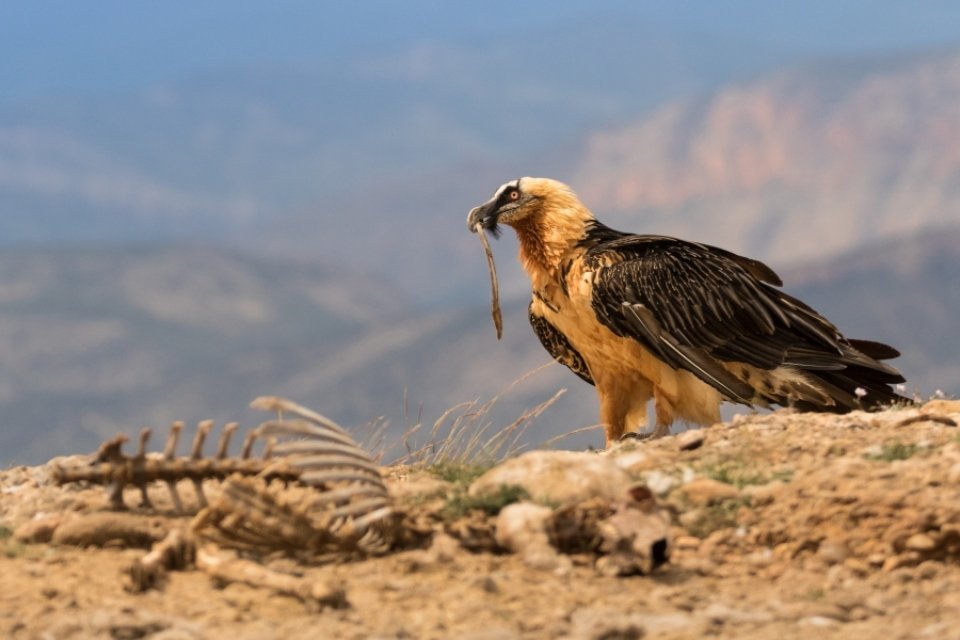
[619,426,671,443]
[619,431,654,443]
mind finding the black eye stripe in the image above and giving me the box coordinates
[495,186,520,208]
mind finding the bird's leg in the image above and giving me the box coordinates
[599,395,628,446]
[651,388,675,439]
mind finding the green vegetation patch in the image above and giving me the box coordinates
[1,523,24,559]
[426,461,493,486]
[865,442,920,462]
[684,496,753,539]
[696,460,793,489]
[442,483,530,520]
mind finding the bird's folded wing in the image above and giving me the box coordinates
[586,236,865,400]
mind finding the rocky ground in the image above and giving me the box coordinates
[2,400,960,640]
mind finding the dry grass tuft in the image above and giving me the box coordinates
[380,364,568,468]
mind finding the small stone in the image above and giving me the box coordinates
[904,533,937,552]
[677,431,705,451]
[612,449,650,472]
[948,462,960,484]
[882,554,918,572]
[843,558,870,576]
[866,554,886,567]
[568,608,646,640]
[674,535,701,550]
[701,603,774,624]
[642,470,679,496]
[473,575,500,594]
[678,478,740,506]
[678,509,703,531]
[921,622,954,638]
[459,628,521,640]
[818,540,848,565]
[741,481,783,506]
[778,602,848,623]
[798,616,840,628]
[864,593,890,613]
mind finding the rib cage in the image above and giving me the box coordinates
[54,396,395,557]
[199,397,394,555]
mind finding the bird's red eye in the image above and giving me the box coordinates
[509,189,520,200]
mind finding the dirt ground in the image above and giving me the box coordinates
[2,401,960,640]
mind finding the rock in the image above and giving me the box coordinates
[922,399,960,416]
[798,616,841,628]
[610,448,650,472]
[674,535,701,550]
[641,470,679,496]
[594,486,672,575]
[742,481,784,506]
[495,502,571,573]
[13,514,63,543]
[700,602,774,624]
[677,478,740,506]
[843,558,870,576]
[459,627,522,640]
[566,607,646,640]
[469,451,632,505]
[425,532,461,564]
[637,613,698,635]
[948,462,960,484]
[818,539,849,565]
[399,532,463,572]
[677,431,705,451]
[904,533,937,552]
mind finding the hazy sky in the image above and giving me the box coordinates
[3,0,960,104]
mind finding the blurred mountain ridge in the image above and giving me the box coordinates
[2,225,957,466]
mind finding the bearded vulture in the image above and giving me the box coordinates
[467,177,907,446]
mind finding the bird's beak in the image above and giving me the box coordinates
[467,200,498,234]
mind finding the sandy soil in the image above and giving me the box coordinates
[2,401,959,640]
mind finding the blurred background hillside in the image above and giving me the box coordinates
[2,1,959,464]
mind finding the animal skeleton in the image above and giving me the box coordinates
[53,396,395,589]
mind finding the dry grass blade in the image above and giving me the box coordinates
[391,365,566,468]
[474,221,503,340]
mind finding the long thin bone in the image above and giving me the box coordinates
[256,419,361,448]
[136,428,153,508]
[189,420,215,507]
[135,428,151,458]
[474,221,503,339]
[216,423,239,459]
[190,420,214,459]
[164,421,184,459]
[250,396,350,436]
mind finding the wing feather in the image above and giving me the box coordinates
[528,302,594,385]
[587,235,905,407]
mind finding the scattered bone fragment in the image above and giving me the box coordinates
[196,545,348,610]
[49,512,170,548]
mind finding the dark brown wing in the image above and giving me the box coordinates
[587,235,905,410]
[528,302,594,385]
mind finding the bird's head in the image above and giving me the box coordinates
[466,177,584,238]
